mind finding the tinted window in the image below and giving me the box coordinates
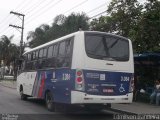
[58,41,66,57]
[28,54,31,61]
[48,45,53,58]
[32,52,36,60]
[85,34,129,61]
[25,38,73,70]
[43,48,47,57]
[57,39,73,68]
[36,51,39,59]
[53,44,58,57]
[39,49,43,58]
[66,40,72,55]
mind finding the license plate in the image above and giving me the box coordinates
[103,89,113,93]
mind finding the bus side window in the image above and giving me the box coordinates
[52,44,58,67]
[32,50,39,70]
[53,44,58,57]
[58,41,65,56]
[32,52,36,60]
[36,51,39,59]
[57,39,73,68]
[26,53,32,70]
[48,45,53,58]
[38,48,47,69]
[66,40,72,55]
[30,52,35,70]
[43,48,47,58]
[65,39,73,67]
[39,49,43,58]
[46,45,57,68]
[38,49,43,69]
[42,47,47,68]
[34,50,39,69]
[28,53,31,61]
[57,41,66,68]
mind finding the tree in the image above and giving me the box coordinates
[27,13,89,48]
[0,35,19,65]
[27,24,50,48]
[63,13,89,34]
[90,16,116,33]
[134,0,160,52]
[107,0,143,37]
[90,0,160,53]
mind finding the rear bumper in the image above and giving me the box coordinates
[71,91,133,104]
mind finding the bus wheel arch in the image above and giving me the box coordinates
[45,90,55,112]
[19,85,27,100]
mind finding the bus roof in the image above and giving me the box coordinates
[24,31,129,55]
[24,31,80,54]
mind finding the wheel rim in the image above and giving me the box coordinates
[20,90,23,96]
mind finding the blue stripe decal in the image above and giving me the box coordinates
[32,68,133,103]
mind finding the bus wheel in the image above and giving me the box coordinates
[45,92,55,112]
[20,87,27,100]
[106,103,111,108]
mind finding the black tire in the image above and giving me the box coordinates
[106,103,111,108]
[45,92,55,112]
[20,88,27,100]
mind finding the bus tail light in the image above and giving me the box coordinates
[76,77,83,83]
[75,69,85,91]
[77,71,82,76]
[129,75,134,92]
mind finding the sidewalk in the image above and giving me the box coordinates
[112,102,160,114]
[0,79,17,89]
[0,80,160,114]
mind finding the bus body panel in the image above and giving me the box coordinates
[71,31,134,104]
[17,69,133,104]
[18,69,75,104]
[17,72,36,95]
[72,32,134,73]
[47,68,74,103]
[71,91,133,104]
[17,31,134,105]
[71,32,86,69]
[83,70,133,96]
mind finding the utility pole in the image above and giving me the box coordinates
[9,11,25,57]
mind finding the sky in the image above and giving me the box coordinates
[0,0,112,45]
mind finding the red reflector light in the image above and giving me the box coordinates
[77,71,82,76]
[77,77,82,83]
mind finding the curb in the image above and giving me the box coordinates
[0,82,16,89]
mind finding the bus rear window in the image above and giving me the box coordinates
[85,34,129,61]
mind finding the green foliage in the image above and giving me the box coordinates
[90,0,160,53]
[134,0,160,52]
[107,0,143,36]
[90,16,116,32]
[0,35,19,65]
[27,13,89,48]
[27,24,50,48]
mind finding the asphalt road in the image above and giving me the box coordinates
[0,85,117,120]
